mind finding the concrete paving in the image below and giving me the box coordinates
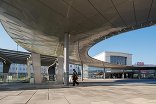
[0,79,156,104]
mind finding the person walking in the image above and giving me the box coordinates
[72,69,79,86]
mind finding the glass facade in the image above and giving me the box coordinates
[88,66,103,79]
[110,56,127,65]
[69,64,81,75]
[0,62,83,82]
[0,63,49,74]
[133,69,155,79]
[0,62,50,82]
[9,63,27,73]
[0,62,3,73]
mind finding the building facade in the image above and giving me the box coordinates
[0,61,49,81]
[87,51,156,79]
[86,51,133,79]
[0,61,82,82]
[93,51,132,66]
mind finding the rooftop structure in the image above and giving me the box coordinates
[0,0,155,68]
[0,0,156,84]
[0,48,56,66]
[93,51,132,66]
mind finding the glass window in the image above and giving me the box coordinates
[110,56,127,65]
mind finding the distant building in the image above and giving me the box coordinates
[93,51,132,66]
[87,51,156,79]
[0,61,49,75]
[83,51,133,79]
[0,61,80,76]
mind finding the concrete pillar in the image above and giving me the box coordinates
[56,57,64,84]
[16,64,18,80]
[64,33,69,85]
[154,69,156,79]
[31,52,42,83]
[102,62,106,79]
[103,68,106,79]
[3,62,11,82]
[81,64,84,81]
[83,64,89,79]
[122,69,125,79]
[138,69,141,79]
[3,73,8,82]
[27,57,31,80]
[3,62,11,73]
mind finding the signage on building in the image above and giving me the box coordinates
[137,62,144,66]
[141,70,154,74]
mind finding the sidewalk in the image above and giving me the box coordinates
[0,79,156,104]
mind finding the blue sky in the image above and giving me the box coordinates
[0,23,27,52]
[89,25,156,65]
[0,23,156,65]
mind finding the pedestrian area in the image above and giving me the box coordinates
[0,83,156,104]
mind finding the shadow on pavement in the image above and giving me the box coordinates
[0,79,156,91]
[79,79,156,87]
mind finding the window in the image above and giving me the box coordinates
[110,56,127,65]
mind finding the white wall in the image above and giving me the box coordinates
[105,51,132,65]
[93,52,105,61]
[93,51,132,66]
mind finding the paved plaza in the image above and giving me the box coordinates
[0,79,156,104]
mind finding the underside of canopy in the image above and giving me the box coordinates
[0,0,156,68]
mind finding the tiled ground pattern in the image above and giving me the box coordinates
[0,85,156,104]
